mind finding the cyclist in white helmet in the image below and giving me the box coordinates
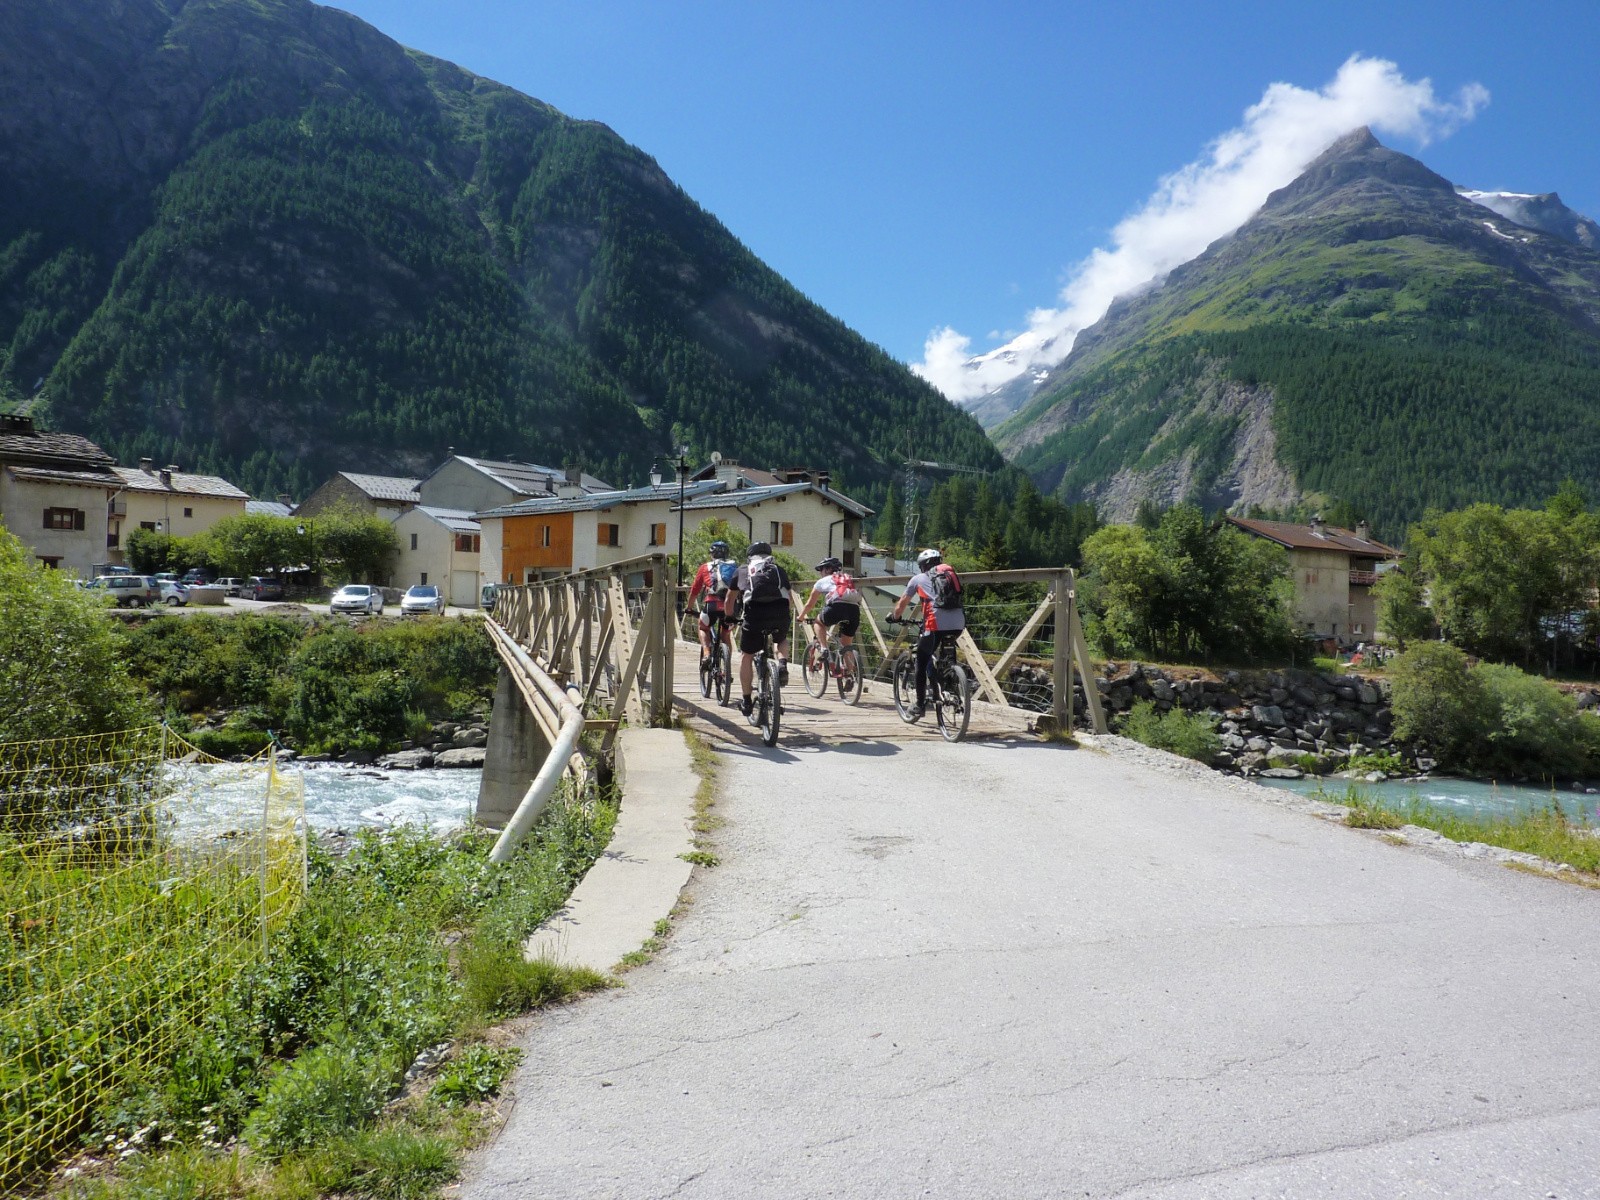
[890,548,965,721]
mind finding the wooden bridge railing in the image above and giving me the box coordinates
[489,553,678,751]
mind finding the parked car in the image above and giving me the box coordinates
[90,575,161,607]
[330,584,383,616]
[180,569,214,585]
[481,583,498,611]
[243,576,284,601]
[400,584,445,616]
[158,580,189,607]
[153,572,179,585]
[214,577,245,596]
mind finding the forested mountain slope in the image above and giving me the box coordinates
[0,0,997,498]
[995,129,1600,531]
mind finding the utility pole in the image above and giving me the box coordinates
[898,457,988,570]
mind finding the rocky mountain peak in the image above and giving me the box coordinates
[1258,126,1456,217]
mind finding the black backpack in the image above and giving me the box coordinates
[929,563,963,610]
[745,555,783,604]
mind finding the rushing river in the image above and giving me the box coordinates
[170,762,483,835]
[1257,773,1600,825]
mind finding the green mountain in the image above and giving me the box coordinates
[995,128,1600,533]
[0,0,997,500]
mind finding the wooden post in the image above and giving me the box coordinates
[1052,569,1071,733]
[1066,571,1108,734]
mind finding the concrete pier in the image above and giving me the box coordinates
[474,664,551,828]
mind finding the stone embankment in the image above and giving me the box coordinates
[1088,663,1413,779]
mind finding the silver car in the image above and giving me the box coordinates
[158,580,189,607]
[330,584,383,616]
[400,584,445,616]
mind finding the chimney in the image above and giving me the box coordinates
[447,446,456,459]
[160,464,177,487]
[1309,513,1325,536]
[557,465,586,498]
[139,457,154,473]
[0,413,36,436]
[276,493,292,506]
[1355,520,1371,542]
[714,458,742,488]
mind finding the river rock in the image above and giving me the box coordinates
[379,749,435,770]
[1258,767,1305,779]
[451,727,488,748]
[1357,682,1380,705]
[435,747,486,768]
[1251,704,1287,728]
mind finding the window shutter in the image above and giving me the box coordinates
[781,522,793,546]
[42,509,50,530]
[75,510,85,531]
[598,524,608,546]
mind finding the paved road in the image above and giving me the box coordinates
[465,737,1600,1199]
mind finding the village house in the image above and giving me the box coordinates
[417,456,611,511]
[295,471,422,520]
[0,413,120,576]
[108,459,250,563]
[391,506,483,607]
[1224,515,1402,643]
[477,457,873,588]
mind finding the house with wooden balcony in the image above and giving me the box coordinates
[1224,515,1402,643]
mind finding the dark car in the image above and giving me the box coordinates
[244,576,284,601]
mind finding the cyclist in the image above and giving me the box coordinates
[733,541,792,717]
[889,548,965,721]
[687,539,738,665]
[798,555,861,653]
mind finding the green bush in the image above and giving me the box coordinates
[187,725,273,759]
[432,1044,524,1107]
[243,1039,396,1155]
[1118,700,1221,762]
[1473,662,1598,780]
[1387,642,1490,766]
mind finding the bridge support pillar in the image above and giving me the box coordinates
[476,664,551,829]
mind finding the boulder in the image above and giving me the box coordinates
[1258,767,1305,779]
[451,727,488,748]
[1357,682,1380,705]
[379,749,434,770]
[434,747,486,768]
[1251,704,1287,728]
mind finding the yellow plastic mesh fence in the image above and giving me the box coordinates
[0,725,305,1188]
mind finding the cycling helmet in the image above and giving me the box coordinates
[815,556,843,573]
[709,540,730,559]
[748,541,773,558]
[916,548,942,570]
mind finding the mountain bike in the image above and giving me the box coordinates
[802,627,863,705]
[887,619,971,743]
[745,628,784,746]
[698,609,733,705]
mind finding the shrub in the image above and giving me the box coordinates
[1387,642,1489,766]
[1118,700,1221,762]
[243,1039,396,1155]
[432,1044,524,1106]
[1473,662,1596,780]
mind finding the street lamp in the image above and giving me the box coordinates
[296,520,316,588]
[653,447,690,612]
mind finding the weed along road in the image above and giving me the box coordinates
[463,736,1600,1199]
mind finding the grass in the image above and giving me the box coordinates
[1328,784,1600,876]
[42,786,619,1198]
[1118,700,1221,763]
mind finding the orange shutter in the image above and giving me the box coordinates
[781,522,794,546]
[597,524,608,546]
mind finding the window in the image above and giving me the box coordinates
[43,507,85,531]
[183,506,193,518]
[420,572,428,585]
[648,522,667,546]
[768,521,794,547]
[597,523,620,547]
[455,533,480,552]
[140,521,157,531]
[37,556,60,568]
[410,533,418,551]
[541,525,552,548]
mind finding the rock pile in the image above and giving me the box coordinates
[374,718,491,770]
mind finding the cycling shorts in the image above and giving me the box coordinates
[738,602,790,654]
[819,600,860,637]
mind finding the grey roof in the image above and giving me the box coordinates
[113,466,250,500]
[340,472,422,502]
[4,464,121,488]
[412,505,481,533]
[246,500,294,517]
[0,427,115,469]
[674,482,874,519]
[451,456,612,496]
[476,479,724,520]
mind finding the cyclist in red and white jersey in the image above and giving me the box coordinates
[798,556,861,651]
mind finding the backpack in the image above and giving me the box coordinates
[745,555,783,604]
[830,571,859,603]
[707,560,738,594]
[929,562,963,610]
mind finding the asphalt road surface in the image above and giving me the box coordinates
[463,736,1600,1199]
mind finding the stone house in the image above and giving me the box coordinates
[391,506,483,607]
[296,471,422,520]
[417,456,610,512]
[0,413,120,576]
[108,460,249,562]
[1224,515,1403,643]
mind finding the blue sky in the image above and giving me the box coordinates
[330,0,1599,389]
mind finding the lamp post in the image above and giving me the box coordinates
[296,520,316,591]
[652,447,690,613]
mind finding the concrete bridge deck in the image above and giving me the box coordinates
[669,640,1039,748]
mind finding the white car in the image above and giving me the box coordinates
[330,584,384,616]
[400,584,445,616]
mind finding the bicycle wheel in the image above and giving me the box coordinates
[698,645,714,698]
[935,662,971,743]
[892,653,918,722]
[802,640,828,698]
[713,641,732,706]
[759,656,781,746]
[836,646,863,705]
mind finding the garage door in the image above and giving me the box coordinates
[450,570,479,608]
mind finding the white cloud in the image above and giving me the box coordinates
[913,55,1490,403]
